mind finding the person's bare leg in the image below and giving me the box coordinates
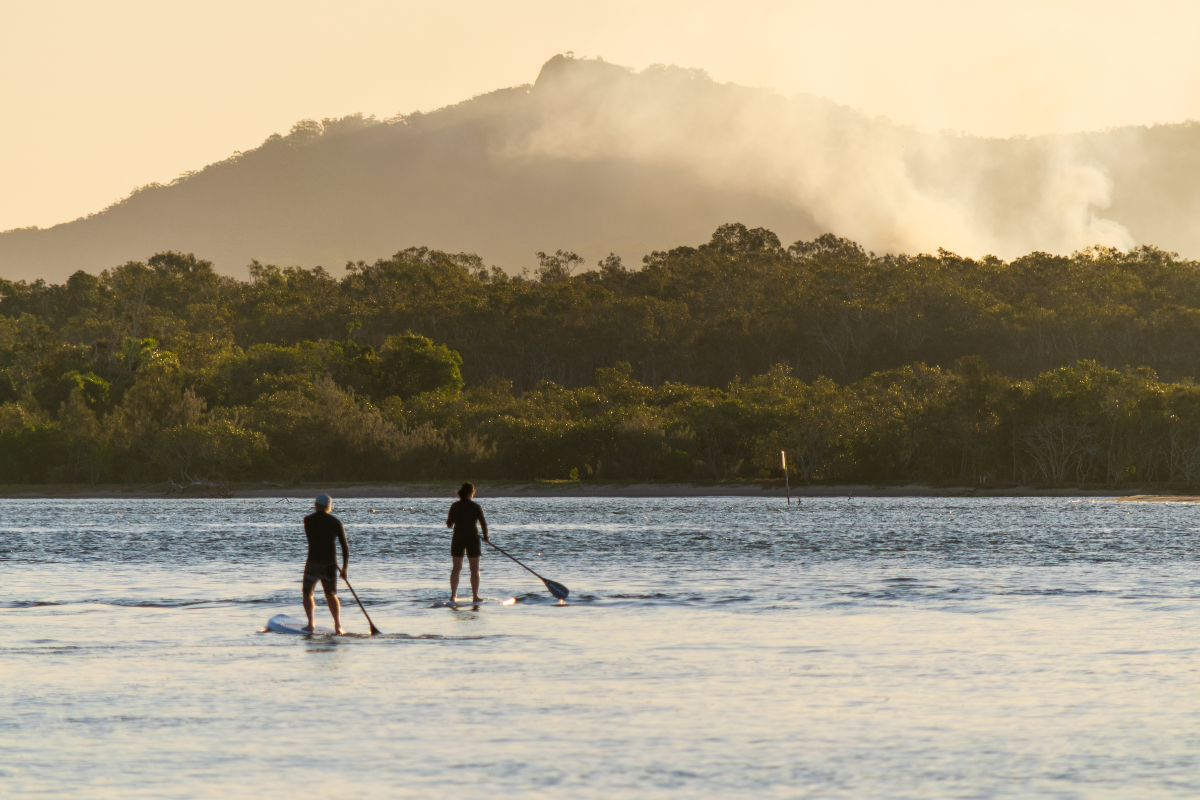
[450,556,464,599]
[325,590,345,634]
[469,556,482,601]
[302,585,316,631]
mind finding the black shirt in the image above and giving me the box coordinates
[446,499,486,538]
[304,510,348,565]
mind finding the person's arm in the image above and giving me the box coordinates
[478,506,489,542]
[446,504,455,529]
[337,521,349,577]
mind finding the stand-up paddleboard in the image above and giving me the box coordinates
[429,596,516,609]
[267,613,339,635]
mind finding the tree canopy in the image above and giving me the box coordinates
[4,224,1200,487]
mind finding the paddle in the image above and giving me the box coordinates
[340,570,382,635]
[485,540,570,600]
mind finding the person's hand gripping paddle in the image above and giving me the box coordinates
[341,568,382,635]
[485,540,570,600]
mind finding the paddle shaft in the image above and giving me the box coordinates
[483,540,569,599]
[485,540,549,581]
[340,571,381,635]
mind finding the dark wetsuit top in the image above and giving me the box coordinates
[447,499,486,558]
[304,511,348,566]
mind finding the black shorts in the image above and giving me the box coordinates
[302,561,338,594]
[451,532,481,559]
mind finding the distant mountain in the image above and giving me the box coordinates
[3,55,1199,282]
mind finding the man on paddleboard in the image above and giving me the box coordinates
[446,483,489,601]
[302,493,349,634]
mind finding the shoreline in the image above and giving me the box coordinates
[0,481,1189,500]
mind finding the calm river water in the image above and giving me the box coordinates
[3,496,1199,798]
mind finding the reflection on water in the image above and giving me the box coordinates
[3,497,1200,798]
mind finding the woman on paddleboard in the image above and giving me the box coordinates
[446,483,489,602]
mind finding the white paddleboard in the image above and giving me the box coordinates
[267,613,338,635]
[429,597,516,609]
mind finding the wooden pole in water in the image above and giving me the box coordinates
[782,450,790,505]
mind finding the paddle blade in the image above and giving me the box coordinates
[543,578,570,600]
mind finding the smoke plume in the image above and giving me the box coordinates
[519,56,1133,258]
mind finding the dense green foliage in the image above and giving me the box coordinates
[5,224,1200,486]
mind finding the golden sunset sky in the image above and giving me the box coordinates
[2,0,1198,233]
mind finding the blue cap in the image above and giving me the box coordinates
[315,493,331,508]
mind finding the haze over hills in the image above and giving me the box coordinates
[3,54,1200,283]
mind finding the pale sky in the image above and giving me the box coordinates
[2,0,1199,232]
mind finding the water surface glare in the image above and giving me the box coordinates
[3,496,1200,798]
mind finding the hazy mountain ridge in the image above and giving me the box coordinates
[3,54,1199,282]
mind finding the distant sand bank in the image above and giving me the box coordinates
[1110,495,1200,503]
[0,482,1155,500]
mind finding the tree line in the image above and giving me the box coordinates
[4,223,1200,487]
